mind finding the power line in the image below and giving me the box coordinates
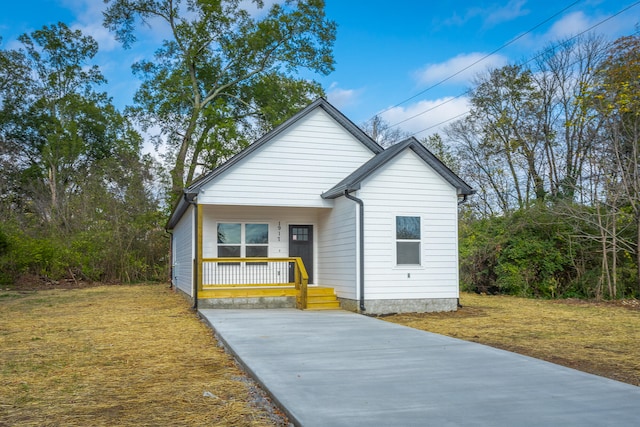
[411,111,470,137]
[388,0,640,141]
[373,0,584,120]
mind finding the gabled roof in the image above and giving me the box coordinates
[166,98,384,229]
[321,137,475,199]
[185,97,383,195]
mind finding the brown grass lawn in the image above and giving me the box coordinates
[2,287,639,426]
[385,292,640,386]
[0,284,287,427]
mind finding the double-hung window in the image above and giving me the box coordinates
[217,223,269,258]
[396,216,421,265]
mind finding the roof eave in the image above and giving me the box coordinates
[321,184,361,199]
[165,191,198,230]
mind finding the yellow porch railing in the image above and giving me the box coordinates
[199,257,309,309]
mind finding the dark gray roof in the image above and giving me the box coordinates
[321,137,475,199]
[166,98,383,229]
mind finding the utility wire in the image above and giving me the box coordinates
[391,1,640,140]
[372,0,584,120]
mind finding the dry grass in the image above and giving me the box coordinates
[4,286,638,426]
[0,284,286,426]
[384,292,640,386]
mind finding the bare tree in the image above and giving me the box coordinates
[361,115,410,147]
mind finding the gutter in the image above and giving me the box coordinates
[183,192,199,311]
[344,190,366,312]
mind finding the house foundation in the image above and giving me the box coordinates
[339,297,458,315]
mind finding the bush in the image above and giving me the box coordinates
[460,206,574,298]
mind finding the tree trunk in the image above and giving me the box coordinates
[171,107,202,201]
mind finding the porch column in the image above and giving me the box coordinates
[197,203,203,293]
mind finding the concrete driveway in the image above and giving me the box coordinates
[199,309,640,427]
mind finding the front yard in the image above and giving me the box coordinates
[2,284,638,426]
[385,293,640,386]
[0,284,287,426]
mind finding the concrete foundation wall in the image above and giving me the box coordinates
[198,296,296,309]
[339,297,457,315]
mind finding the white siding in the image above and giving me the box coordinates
[172,205,194,296]
[200,205,323,284]
[318,196,357,298]
[359,149,460,300]
[197,109,375,207]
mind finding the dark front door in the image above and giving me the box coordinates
[289,225,313,283]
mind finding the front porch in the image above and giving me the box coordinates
[196,257,340,310]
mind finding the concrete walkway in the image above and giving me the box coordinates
[199,309,640,427]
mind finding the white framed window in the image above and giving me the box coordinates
[217,223,269,258]
[396,216,421,265]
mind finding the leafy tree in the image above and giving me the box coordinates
[0,23,166,284]
[420,133,459,173]
[586,35,640,293]
[1,23,115,229]
[451,33,640,298]
[103,0,337,200]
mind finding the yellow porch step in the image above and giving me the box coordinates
[306,287,341,310]
[198,287,296,299]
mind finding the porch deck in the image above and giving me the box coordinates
[196,257,339,310]
[198,286,340,310]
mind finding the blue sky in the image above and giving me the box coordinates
[1,0,638,142]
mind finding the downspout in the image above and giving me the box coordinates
[184,193,198,310]
[457,193,468,308]
[344,190,366,312]
[164,229,173,289]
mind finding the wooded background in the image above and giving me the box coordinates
[1,1,637,299]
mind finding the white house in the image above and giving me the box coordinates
[166,98,474,314]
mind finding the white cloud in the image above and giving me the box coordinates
[485,0,530,27]
[442,0,529,28]
[379,97,471,139]
[519,7,638,50]
[415,53,508,86]
[441,8,483,27]
[59,0,119,51]
[326,82,362,110]
[545,11,592,41]
[73,21,119,51]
